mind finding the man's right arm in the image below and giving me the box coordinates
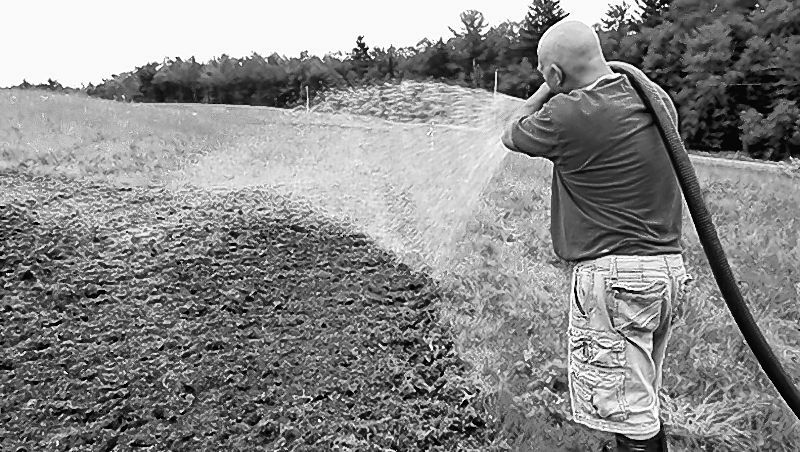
[500,84,561,159]
[501,102,561,159]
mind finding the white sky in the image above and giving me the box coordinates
[0,0,613,88]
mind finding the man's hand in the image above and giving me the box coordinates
[500,83,558,155]
[501,83,554,126]
[522,83,554,115]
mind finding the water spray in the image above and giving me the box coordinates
[178,67,800,418]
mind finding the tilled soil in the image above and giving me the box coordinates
[0,171,495,451]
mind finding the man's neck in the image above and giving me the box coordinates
[576,66,616,90]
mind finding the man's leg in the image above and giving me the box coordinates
[614,423,667,451]
[614,264,692,450]
[613,267,675,450]
[568,256,685,451]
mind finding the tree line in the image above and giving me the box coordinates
[10,0,800,160]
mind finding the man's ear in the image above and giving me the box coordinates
[549,64,565,91]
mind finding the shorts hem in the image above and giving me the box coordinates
[573,415,661,437]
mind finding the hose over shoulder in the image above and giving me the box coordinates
[606,61,800,420]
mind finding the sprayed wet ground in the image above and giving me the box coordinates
[0,171,499,451]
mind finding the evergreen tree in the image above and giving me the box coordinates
[448,10,488,46]
[601,1,635,32]
[598,1,645,66]
[634,0,672,28]
[513,0,568,63]
[350,35,372,77]
[448,10,490,85]
[351,36,371,61]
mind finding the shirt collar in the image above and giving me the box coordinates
[582,73,624,91]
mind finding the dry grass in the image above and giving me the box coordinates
[2,85,800,450]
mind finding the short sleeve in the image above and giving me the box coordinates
[501,103,560,160]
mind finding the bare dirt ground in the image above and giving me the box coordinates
[0,170,502,451]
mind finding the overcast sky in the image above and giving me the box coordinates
[1,0,614,88]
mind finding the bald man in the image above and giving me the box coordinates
[501,20,693,452]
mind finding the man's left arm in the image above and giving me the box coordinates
[501,84,560,159]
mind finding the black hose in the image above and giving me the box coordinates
[607,60,800,420]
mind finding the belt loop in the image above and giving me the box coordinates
[610,256,618,279]
[664,255,672,279]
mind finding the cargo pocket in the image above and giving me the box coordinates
[609,278,669,332]
[671,273,694,324]
[568,325,626,368]
[571,269,593,326]
[569,325,629,422]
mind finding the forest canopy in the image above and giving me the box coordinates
[11,0,800,160]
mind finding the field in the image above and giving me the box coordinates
[2,86,800,451]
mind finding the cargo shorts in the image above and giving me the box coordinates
[567,254,693,437]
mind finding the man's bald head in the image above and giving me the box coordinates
[536,20,612,93]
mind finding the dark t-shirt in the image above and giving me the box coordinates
[501,73,683,262]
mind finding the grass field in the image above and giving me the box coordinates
[2,87,800,451]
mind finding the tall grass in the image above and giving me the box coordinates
[440,154,800,450]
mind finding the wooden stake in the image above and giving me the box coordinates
[494,70,498,98]
[306,86,310,113]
